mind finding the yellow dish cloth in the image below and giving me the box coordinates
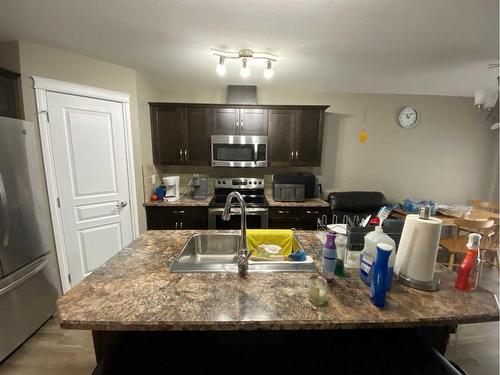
[246,229,294,256]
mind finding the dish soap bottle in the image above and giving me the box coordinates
[455,233,482,291]
[359,226,396,287]
[370,243,394,308]
[322,232,337,284]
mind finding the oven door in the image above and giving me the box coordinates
[208,208,268,229]
[211,135,267,167]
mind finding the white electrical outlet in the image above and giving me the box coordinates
[152,175,156,185]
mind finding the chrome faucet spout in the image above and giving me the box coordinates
[222,191,250,276]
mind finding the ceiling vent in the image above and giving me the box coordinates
[226,85,257,105]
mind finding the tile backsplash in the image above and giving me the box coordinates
[142,164,321,202]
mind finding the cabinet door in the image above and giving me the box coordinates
[0,69,20,119]
[239,108,267,135]
[150,106,183,165]
[183,107,211,166]
[268,109,295,166]
[212,107,239,135]
[294,109,323,166]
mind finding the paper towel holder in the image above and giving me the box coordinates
[395,205,441,292]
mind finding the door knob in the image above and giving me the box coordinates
[115,201,128,208]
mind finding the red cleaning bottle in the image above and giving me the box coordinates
[455,233,482,291]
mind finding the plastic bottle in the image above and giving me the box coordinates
[370,243,393,308]
[455,233,482,291]
[359,226,396,288]
[335,234,347,276]
[322,232,337,284]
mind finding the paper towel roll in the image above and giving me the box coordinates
[394,214,442,282]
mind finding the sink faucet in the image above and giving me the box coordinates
[222,191,251,276]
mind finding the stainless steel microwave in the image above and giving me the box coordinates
[211,135,268,167]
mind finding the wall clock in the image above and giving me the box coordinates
[398,107,419,129]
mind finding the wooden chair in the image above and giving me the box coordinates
[468,200,500,213]
[439,218,495,270]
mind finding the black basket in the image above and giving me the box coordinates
[346,219,405,251]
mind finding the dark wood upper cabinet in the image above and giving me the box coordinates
[151,106,183,165]
[294,109,324,166]
[269,109,295,166]
[212,107,239,135]
[269,108,324,167]
[239,108,267,135]
[150,104,212,165]
[0,68,22,119]
[150,103,328,166]
[183,107,211,166]
[212,107,267,135]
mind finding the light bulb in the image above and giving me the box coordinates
[264,60,274,79]
[240,59,250,78]
[216,56,226,76]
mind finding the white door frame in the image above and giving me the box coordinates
[33,76,139,293]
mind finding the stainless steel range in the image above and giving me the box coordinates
[208,178,268,229]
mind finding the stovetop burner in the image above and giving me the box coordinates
[209,194,268,208]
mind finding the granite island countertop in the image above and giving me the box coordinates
[58,230,499,331]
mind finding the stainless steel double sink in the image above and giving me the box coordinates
[170,233,317,273]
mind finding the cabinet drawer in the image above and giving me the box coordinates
[146,206,208,230]
[269,206,330,230]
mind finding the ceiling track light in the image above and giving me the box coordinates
[211,48,278,78]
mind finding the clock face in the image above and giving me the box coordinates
[398,107,419,128]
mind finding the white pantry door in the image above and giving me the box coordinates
[46,92,133,286]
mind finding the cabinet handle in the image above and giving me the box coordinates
[179,149,183,161]
[290,150,294,160]
[172,210,185,214]
[295,150,299,159]
[236,120,239,131]
[180,222,183,229]
[175,222,178,230]
[240,121,244,131]
[277,210,290,214]
[306,210,319,214]
[184,149,188,160]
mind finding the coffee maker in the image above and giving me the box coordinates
[192,174,208,200]
[162,176,180,201]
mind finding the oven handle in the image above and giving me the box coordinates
[208,208,268,215]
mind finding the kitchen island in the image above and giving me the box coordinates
[58,230,499,374]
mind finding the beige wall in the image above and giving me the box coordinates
[17,41,147,233]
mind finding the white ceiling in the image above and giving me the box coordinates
[0,0,498,96]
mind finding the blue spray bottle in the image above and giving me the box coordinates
[370,243,393,308]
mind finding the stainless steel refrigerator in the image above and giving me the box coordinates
[0,116,58,362]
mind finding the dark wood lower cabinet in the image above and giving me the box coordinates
[268,206,330,230]
[145,206,208,230]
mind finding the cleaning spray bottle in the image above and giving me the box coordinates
[359,226,396,288]
[455,233,482,291]
[322,232,337,284]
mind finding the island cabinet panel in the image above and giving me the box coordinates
[150,104,211,165]
[268,109,295,166]
[212,107,267,135]
[145,206,208,230]
[268,206,330,230]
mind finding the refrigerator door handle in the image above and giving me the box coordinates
[0,258,47,297]
[0,172,9,247]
